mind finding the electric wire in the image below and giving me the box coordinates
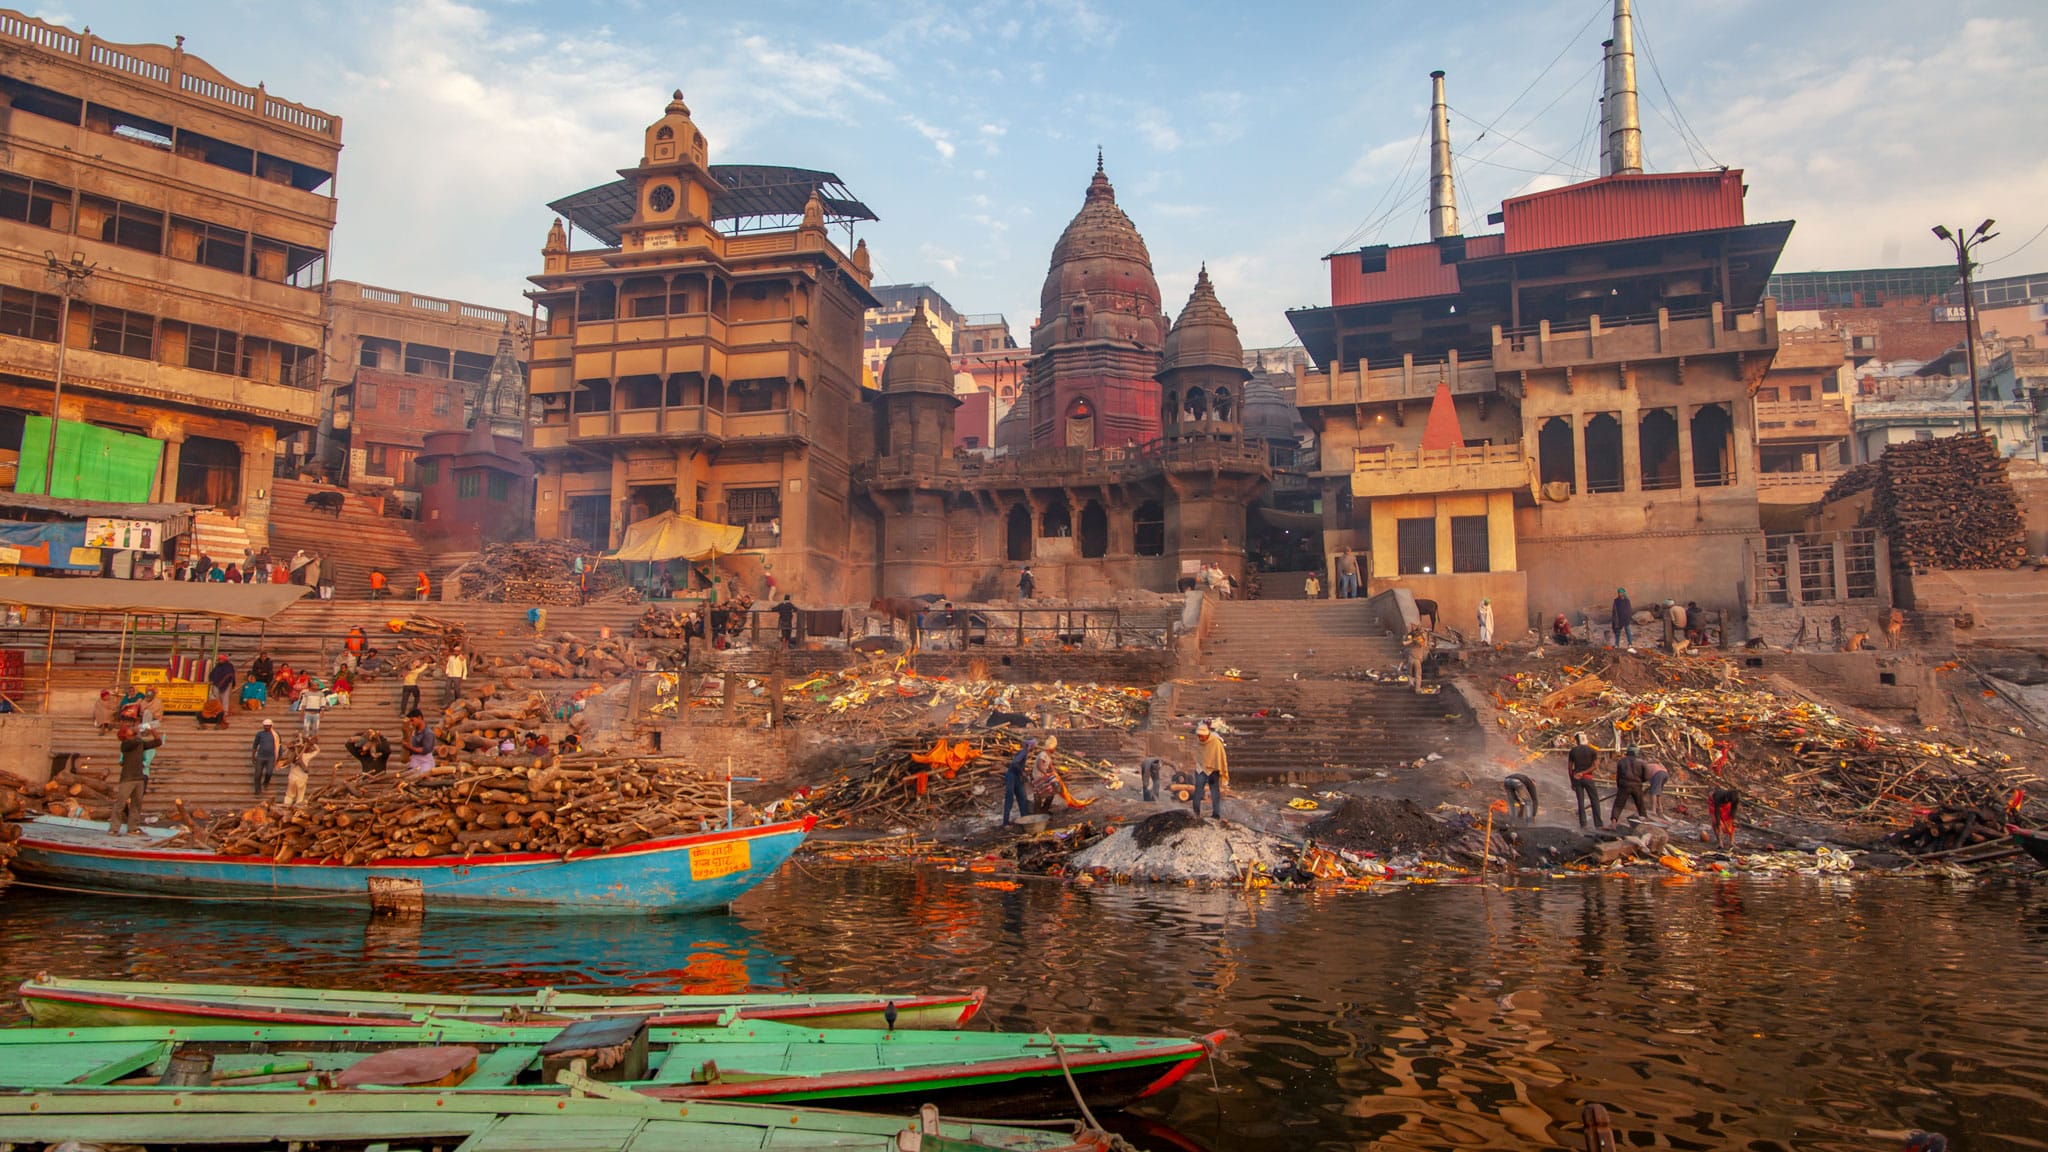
[1981,222,2048,267]
[1328,121,1428,253]
[1632,0,1721,168]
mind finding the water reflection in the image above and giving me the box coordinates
[1,869,2045,1150]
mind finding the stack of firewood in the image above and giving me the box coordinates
[1888,803,2013,855]
[1821,462,1878,504]
[1874,434,2031,569]
[637,607,701,640]
[460,542,640,605]
[204,756,747,864]
[434,690,594,756]
[477,633,639,681]
[0,768,28,890]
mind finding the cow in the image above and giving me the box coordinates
[304,490,346,517]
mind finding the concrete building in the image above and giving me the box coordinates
[1288,56,1789,632]
[1753,327,1853,512]
[321,280,527,501]
[0,9,340,554]
[1975,270,2048,343]
[1766,266,1968,367]
[523,92,879,600]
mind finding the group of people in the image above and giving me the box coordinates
[1557,732,1740,850]
[1304,549,1364,601]
[203,648,353,736]
[1547,588,1712,651]
[1000,718,1232,827]
[365,570,436,602]
[171,548,325,592]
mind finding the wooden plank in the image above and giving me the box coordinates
[463,1045,540,1088]
[0,1040,166,1086]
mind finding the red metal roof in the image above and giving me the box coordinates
[1500,171,1746,254]
[1327,242,1461,307]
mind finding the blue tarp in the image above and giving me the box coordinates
[0,520,99,570]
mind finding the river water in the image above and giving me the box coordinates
[2,865,2044,1151]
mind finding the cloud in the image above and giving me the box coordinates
[919,242,962,276]
[903,116,957,159]
[1135,110,1181,152]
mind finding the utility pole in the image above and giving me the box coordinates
[1932,220,1998,436]
[41,251,96,496]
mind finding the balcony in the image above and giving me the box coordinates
[1755,397,1851,440]
[1492,301,1778,373]
[1755,469,1845,502]
[1298,354,1496,409]
[562,405,809,447]
[1349,443,1533,501]
[0,335,318,425]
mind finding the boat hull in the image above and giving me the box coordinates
[8,815,814,915]
[19,976,986,1031]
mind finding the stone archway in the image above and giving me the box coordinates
[1006,503,1033,562]
[1079,500,1108,558]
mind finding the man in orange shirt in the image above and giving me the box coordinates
[368,569,387,598]
[415,572,431,601]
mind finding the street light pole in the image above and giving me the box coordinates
[41,251,96,496]
[1932,220,1998,437]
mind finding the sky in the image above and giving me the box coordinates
[29,0,2048,346]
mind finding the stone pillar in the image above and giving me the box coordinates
[1676,405,1696,492]
[1433,499,1454,575]
[1572,414,1590,496]
[239,427,277,552]
[608,455,628,549]
[156,432,185,504]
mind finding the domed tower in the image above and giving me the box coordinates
[877,303,960,456]
[1026,155,1166,449]
[619,90,720,254]
[870,304,960,596]
[1157,266,1250,438]
[993,388,1032,453]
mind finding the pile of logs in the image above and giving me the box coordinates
[460,542,640,605]
[205,756,745,864]
[1821,462,1879,505]
[637,607,702,640]
[805,731,1119,830]
[361,617,467,676]
[476,633,639,681]
[0,769,29,889]
[435,691,593,757]
[21,763,113,822]
[1887,803,2013,856]
[1874,434,2030,569]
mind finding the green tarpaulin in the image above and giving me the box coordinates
[14,418,164,502]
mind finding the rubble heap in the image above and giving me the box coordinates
[205,756,749,863]
[459,541,640,604]
[1493,650,2035,833]
[1874,434,2029,569]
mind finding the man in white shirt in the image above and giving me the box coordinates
[443,649,469,706]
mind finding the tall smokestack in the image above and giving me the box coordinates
[1428,70,1458,240]
[1598,39,1616,175]
[1605,0,1643,175]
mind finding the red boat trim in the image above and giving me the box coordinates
[19,986,979,1031]
[1135,1030,1230,1099]
[15,816,817,870]
[954,987,989,1026]
[641,1035,1212,1101]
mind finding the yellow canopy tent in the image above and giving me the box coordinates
[605,511,745,564]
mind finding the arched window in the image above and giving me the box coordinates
[1065,397,1095,449]
[1006,504,1032,561]
[1185,387,1207,421]
[1079,500,1108,558]
[1691,404,1734,487]
[1213,387,1234,422]
[1538,416,1575,491]
[1041,498,1072,538]
[1584,412,1622,493]
[1640,408,1681,490]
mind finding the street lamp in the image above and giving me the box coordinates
[41,250,96,496]
[1931,219,1997,435]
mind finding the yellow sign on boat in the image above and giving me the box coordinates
[688,839,752,881]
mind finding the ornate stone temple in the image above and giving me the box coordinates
[855,169,1270,600]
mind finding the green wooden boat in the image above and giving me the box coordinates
[19,972,986,1031]
[0,1086,1119,1151]
[0,1017,1227,1119]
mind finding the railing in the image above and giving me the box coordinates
[1755,470,1844,490]
[1351,442,1525,473]
[1298,355,1495,408]
[0,10,338,137]
[1493,302,1776,368]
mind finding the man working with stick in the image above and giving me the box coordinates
[1001,738,1035,827]
[1191,720,1228,819]
[1610,745,1651,824]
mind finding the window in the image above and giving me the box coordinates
[451,352,493,385]
[358,380,378,410]
[1450,515,1491,574]
[457,473,482,499]
[1851,335,1877,352]
[176,218,249,274]
[395,388,416,414]
[432,391,451,417]
[1913,430,1934,442]
[0,288,60,342]
[726,485,781,524]
[731,381,776,413]
[1790,385,1813,401]
[1822,376,1840,395]
[0,76,82,124]
[1756,387,1780,402]
[87,305,153,359]
[0,174,70,229]
[184,325,238,375]
[97,199,164,254]
[365,444,389,474]
[1396,518,1437,575]
[487,473,510,502]
[417,461,439,487]
[403,344,451,378]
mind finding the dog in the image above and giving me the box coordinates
[1881,608,1904,650]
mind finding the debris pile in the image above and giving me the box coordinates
[459,542,640,604]
[1493,650,2035,834]
[804,732,1116,830]
[204,757,747,863]
[786,663,1151,738]
[1874,434,2029,569]
[1069,813,1294,883]
[1304,797,1458,856]
[1886,802,2015,855]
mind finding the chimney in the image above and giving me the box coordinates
[1428,70,1458,240]
[1598,39,1615,175]
[1605,0,1643,175]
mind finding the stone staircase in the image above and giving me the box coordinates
[265,478,442,599]
[1166,678,1480,783]
[188,511,253,567]
[1199,599,1400,677]
[16,599,648,811]
[1910,569,2048,649]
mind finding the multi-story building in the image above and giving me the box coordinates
[1976,271,2048,343]
[1288,54,1789,629]
[1752,327,1853,511]
[952,312,1026,450]
[320,280,527,499]
[524,92,879,600]
[862,283,958,390]
[1767,266,1967,367]
[0,9,339,551]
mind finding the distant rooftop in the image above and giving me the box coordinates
[549,166,877,246]
[871,284,960,323]
[1767,266,1958,310]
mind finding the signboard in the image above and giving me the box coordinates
[1932,305,1968,323]
[687,839,752,881]
[129,668,169,685]
[66,547,102,568]
[85,518,160,551]
[130,669,208,713]
[0,546,21,566]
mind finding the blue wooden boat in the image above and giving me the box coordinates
[7,814,815,915]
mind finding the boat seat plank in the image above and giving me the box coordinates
[0,1116,481,1143]
[463,1045,540,1087]
[468,1115,645,1150]
[0,1040,167,1086]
